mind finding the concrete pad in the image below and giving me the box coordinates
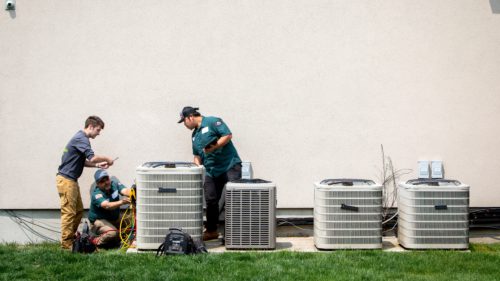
[470,229,500,244]
[204,236,408,253]
[206,237,317,253]
[382,236,407,252]
[126,227,499,254]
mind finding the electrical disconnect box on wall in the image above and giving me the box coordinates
[431,161,444,179]
[418,161,430,179]
[241,162,253,179]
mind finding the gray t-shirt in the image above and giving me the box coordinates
[57,130,95,181]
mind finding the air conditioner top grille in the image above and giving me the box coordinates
[226,180,275,190]
[406,179,462,186]
[399,180,469,191]
[136,162,204,174]
[315,179,382,191]
[230,178,271,184]
[142,162,196,168]
[319,179,376,186]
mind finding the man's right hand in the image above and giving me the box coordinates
[121,197,131,205]
[96,161,110,169]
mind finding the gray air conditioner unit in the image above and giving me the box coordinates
[136,162,203,250]
[225,179,276,250]
[397,179,470,249]
[314,179,383,249]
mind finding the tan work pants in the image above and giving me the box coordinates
[91,213,131,247]
[56,175,83,249]
[91,219,120,246]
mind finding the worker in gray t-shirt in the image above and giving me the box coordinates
[56,116,115,250]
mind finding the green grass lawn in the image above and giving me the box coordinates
[1,243,500,281]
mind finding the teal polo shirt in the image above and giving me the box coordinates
[192,116,241,178]
[89,180,126,223]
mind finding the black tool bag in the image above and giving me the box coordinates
[72,221,96,254]
[156,228,207,256]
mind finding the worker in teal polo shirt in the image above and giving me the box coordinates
[178,106,242,241]
[89,169,131,247]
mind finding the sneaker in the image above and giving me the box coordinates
[202,231,219,241]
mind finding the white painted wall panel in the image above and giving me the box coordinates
[1,1,499,209]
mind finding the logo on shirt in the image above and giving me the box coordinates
[215,121,222,126]
[95,194,103,199]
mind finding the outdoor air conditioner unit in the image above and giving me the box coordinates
[314,179,383,249]
[225,179,276,249]
[397,179,470,249]
[136,162,204,250]
[218,161,253,221]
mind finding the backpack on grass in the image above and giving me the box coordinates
[72,220,96,254]
[156,228,207,256]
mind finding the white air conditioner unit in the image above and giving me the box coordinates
[314,179,383,249]
[225,179,276,249]
[136,162,204,250]
[218,161,253,221]
[397,179,470,249]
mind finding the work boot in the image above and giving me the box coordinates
[202,230,219,241]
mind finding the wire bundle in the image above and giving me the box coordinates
[119,187,136,250]
[470,208,500,229]
[3,210,60,243]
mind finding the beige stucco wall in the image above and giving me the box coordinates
[1,0,499,209]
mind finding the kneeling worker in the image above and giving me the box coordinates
[89,169,131,247]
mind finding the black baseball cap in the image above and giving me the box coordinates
[177,106,199,123]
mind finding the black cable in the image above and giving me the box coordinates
[7,210,61,229]
[277,219,314,232]
[6,214,34,243]
[16,217,61,234]
[21,216,61,231]
[19,221,58,242]
[4,210,59,242]
[470,225,500,230]
[6,211,61,234]
[8,212,54,241]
